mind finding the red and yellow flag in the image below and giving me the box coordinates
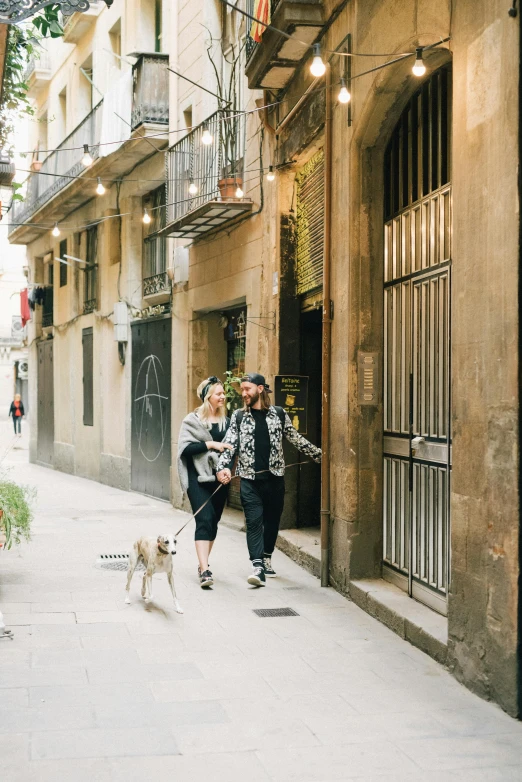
[250,0,271,43]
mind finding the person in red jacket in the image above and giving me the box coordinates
[8,394,25,436]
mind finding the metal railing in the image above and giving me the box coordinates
[9,101,103,233]
[245,0,280,61]
[131,54,169,131]
[166,110,246,225]
[24,49,51,81]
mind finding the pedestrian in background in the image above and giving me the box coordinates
[8,394,25,436]
[216,373,322,587]
[178,377,233,588]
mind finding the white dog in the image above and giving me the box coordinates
[125,535,183,613]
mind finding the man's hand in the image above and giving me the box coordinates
[217,469,232,485]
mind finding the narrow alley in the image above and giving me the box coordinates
[1,429,522,781]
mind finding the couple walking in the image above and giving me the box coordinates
[178,373,322,588]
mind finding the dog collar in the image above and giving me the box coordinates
[158,545,169,556]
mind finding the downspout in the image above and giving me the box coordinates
[321,63,332,586]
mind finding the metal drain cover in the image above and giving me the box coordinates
[252,608,299,617]
[95,554,145,572]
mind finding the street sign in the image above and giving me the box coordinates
[274,375,309,434]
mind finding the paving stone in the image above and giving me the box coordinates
[0,666,88,688]
[0,705,96,733]
[93,699,229,729]
[30,727,180,760]
[29,682,155,707]
[85,661,202,684]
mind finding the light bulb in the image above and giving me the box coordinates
[412,48,426,77]
[188,182,198,195]
[143,209,151,224]
[81,144,93,167]
[338,78,351,104]
[310,44,326,78]
[96,177,105,195]
[201,126,213,145]
[267,166,275,182]
[52,223,60,237]
[235,185,244,198]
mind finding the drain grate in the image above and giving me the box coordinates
[95,554,145,572]
[252,607,299,617]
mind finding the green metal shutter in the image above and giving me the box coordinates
[295,149,324,296]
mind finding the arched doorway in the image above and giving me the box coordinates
[382,65,452,615]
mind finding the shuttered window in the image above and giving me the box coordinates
[59,239,67,287]
[295,149,324,296]
[82,327,93,426]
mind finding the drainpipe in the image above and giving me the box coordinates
[321,63,333,587]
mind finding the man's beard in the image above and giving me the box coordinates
[245,390,260,407]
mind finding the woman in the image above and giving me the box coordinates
[178,377,232,588]
[9,394,24,436]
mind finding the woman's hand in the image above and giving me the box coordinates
[206,441,233,453]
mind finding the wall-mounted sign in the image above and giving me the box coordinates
[358,352,379,405]
[132,302,171,320]
[275,375,308,434]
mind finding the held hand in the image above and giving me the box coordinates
[207,441,233,453]
[217,469,232,484]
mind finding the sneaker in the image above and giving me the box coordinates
[263,556,277,577]
[247,566,266,587]
[200,569,214,588]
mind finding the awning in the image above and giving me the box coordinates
[157,199,253,241]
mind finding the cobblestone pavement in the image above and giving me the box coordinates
[1,425,522,781]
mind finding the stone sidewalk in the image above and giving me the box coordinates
[1,428,522,781]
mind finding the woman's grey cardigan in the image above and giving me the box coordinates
[177,412,220,494]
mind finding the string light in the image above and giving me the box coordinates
[96,178,105,195]
[188,182,198,195]
[201,125,213,145]
[267,166,275,181]
[338,78,351,104]
[235,185,244,198]
[142,209,151,224]
[81,144,93,167]
[52,223,60,237]
[412,48,426,77]
[310,44,326,77]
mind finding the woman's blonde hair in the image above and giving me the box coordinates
[195,378,227,430]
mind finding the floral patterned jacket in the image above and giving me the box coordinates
[216,405,322,479]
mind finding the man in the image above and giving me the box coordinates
[216,373,322,587]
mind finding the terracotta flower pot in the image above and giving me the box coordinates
[30,161,42,172]
[217,177,243,200]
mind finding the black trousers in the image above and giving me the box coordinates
[12,417,21,434]
[240,476,285,564]
[187,479,228,541]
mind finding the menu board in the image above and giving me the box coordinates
[274,375,309,434]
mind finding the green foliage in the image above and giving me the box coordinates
[0,476,35,550]
[0,6,64,153]
[224,370,243,412]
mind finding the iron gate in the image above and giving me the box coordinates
[37,340,54,466]
[131,318,171,500]
[382,67,452,615]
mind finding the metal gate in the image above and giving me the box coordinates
[37,340,54,466]
[382,67,452,615]
[131,318,171,500]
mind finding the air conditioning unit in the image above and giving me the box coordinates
[169,246,189,284]
[18,361,29,379]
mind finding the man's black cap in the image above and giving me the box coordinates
[242,372,272,392]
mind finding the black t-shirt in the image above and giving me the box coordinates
[183,421,229,480]
[251,408,271,479]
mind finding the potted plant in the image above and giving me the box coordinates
[223,369,243,413]
[206,33,246,200]
[0,475,35,550]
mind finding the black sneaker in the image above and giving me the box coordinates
[200,569,214,588]
[263,556,276,577]
[247,566,266,587]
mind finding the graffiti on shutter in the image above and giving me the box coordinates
[295,149,324,296]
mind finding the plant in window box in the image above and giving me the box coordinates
[206,31,246,200]
[0,473,35,550]
[224,370,243,413]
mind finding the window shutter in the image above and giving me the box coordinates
[82,327,94,426]
[295,149,324,296]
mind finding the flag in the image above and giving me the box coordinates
[250,0,271,43]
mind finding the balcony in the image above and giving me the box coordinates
[8,54,170,244]
[62,2,102,44]
[245,0,324,90]
[159,111,252,242]
[25,50,51,96]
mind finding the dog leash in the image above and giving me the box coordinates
[174,460,315,536]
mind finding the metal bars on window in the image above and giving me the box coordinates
[83,226,97,314]
[143,186,168,295]
[295,149,325,296]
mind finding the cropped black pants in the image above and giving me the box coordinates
[240,476,285,564]
[187,479,228,541]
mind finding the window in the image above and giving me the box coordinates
[183,106,193,131]
[224,307,246,377]
[109,19,122,69]
[142,186,167,295]
[58,87,67,140]
[155,0,162,52]
[59,239,67,287]
[82,327,93,426]
[47,259,54,287]
[83,226,98,314]
[79,54,94,116]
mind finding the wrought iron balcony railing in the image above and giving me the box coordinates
[24,49,51,81]
[245,0,280,62]
[9,100,103,231]
[132,53,169,131]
